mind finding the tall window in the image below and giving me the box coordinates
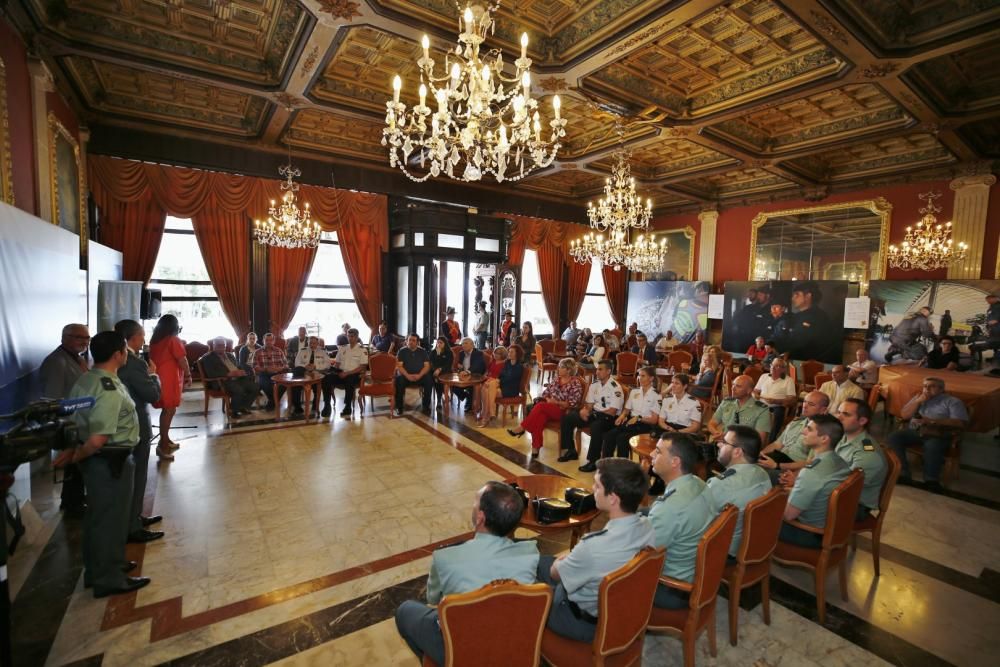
[148,217,233,343]
[285,231,366,341]
[519,248,553,335]
[576,260,614,331]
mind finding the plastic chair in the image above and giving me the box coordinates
[852,448,901,577]
[540,546,665,667]
[196,360,231,419]
[722,488,787,645]
[647,505,739,667]
[357,352,397,417]
[497,365,533,425]
[423,579,553,667]
[773,470,864,624]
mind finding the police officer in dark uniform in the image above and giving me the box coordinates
[765,301,792,351]
[54,331,151,598]
[787,281,837,361]
[970,293,1000,368]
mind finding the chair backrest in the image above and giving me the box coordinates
[801,360,824,386]
[368,352,397,383]
[673,343,692,354]
[813,372,832,389]
[451,345,463,370]
[593,546,666,659]
[553,339,568,355]
[437,580,553,667]
[617,351,639,376]
[718,351,734,366]
[185,341,210,371]
[273,337,287,350]
[539,339,555,355]
[737,487,787,566]
[519,364,533,394]
[689,505,739,610]
[483,349,494,367]
[667,350,693,370]
[823,470,865,549]
[743,365,763,384]
[878,447,902,515]
[867,383,882,412]
[196,360,223,394]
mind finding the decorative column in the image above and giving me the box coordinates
[27,59,53,222]
[697,208,718,282]
[947,174,996,279]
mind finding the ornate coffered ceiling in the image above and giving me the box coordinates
[8,0,1000,215]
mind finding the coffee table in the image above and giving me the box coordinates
[270,371,324,420]
[439,372,486,416]
[506,474,600,547]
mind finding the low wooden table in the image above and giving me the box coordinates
[507,474,600,547]
[439,372,486,416]
[270,371,324,420]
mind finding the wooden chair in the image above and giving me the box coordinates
[812,372,832,391]
[718,351,733,367]
[666,350,693,371]
[616,351,639,384]
[185,341,210,380]
[357,352,396,417]
[540,546,665,667]
[743,365,763,384]
[539,338,556,359]
[866,383,881,412]
[773,470,864,624]
[536,343,558,383]
[497,365,533,425]
[196,360,231,419]
[450,345,463,371]
[852,448,901,577]
[553,338,569,357]
[800,359,825,391]
[647,505,739,667]
[673,344,693,354]
[423,579,553,667]
[722,488,787,646]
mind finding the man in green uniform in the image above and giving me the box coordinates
[778,414,851,548]
[647,433,716,608]
[709,426,772,558]
[54,331,150,598]
[395,481,538,664]
[835,398,887,520]
[758,391,830,482]
[708,374,771,445]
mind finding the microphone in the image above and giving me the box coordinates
[57,397,96,415]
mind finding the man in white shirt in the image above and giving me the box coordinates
[752,358,797,442]
[818,365,864,414]
[293,336,333,416]
[655,330,679,354]
[559,360,624,468]
[328,328,369,418]
[848,349,878,387]
[561,321,581,348]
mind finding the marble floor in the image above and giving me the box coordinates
[8,381,1000,667]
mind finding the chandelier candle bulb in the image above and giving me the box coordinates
[553,95,561,120]
[520,32,528,59]
[392,75,401,104]
[422,34,429,60]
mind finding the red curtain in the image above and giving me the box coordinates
[268,247,317,335]
[535,243,565,329]
[191,207,252,339]
[322,193,388,330]
[602,263,628,328]
[565,260,591,323]
[508,235,526,268]
[98,192,166,283]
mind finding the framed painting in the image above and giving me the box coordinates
[642,226,695,280]
[48,112,87,261]
[0,57,14,206]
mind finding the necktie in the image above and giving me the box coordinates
[310,351,315,364]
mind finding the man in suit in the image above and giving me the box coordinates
[285,326,308,368]
[113,319,165,543]
[453,337,486,412]
[199,337,259,415]
[631,332,657,366]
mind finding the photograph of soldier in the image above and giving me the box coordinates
[625,280,710,345]
[722,280,849,364]
[866,280,1000,367]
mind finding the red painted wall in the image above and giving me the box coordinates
[1,17,37,215]
[652,179,1000,286]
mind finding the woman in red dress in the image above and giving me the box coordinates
[149,314,191,459]
[506,357,584,456]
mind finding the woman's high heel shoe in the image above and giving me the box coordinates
[507,429,524,438]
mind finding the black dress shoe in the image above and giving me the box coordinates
[292,407,304,415]
[127,529,164,544]
[557,451,578,462]
[93,576,151,598]
[123,560,138,573]
[395,407,404,416]
[897,475,913,487]
[141,515,163,527]
[340,407,353,418]
[321,405,332,417]
[924,480,944,493]
[578,462,597,473]
[507,429,525,438]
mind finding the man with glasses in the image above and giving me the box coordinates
[834,398,887,519]
[709,426,771,558]
[708,374,771,446]
[758,391,830,483]
[40,323,92,516]
[888,377,968,492]
[328,329,368,418]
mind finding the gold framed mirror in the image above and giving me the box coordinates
[48,112,88,260]
[748,198,892,292]
[660,226,696,280]
[0,57,14,206]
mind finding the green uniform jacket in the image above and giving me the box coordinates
[426,532,539,605]
[788,450,851,528]
[708,464,771,556]
[835,431,887,510]
[649,475,715,581]
[69,368,139,447]
[713,397,771,439]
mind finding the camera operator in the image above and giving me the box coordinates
[53,331,151,598]
[39,323,91,516]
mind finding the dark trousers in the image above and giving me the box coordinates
[778,522,823,548]
[653,582,690,609]
[326,373,361,408]
[768,405,786,443]
[453,386,474,405]
[395,374,434,409]
[603,422,657,459]
[80,454,134,591]
[60,463,86,511]
[558,410,614,458]
[537,555,597,642]
[223,376,259,412]
[395,601,445,666]
[888,429,949,482]
[256,372,286,405]
[970,336,1000,364]
[129,415,151,534]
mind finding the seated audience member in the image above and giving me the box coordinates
[370,321,394,354]
[603,329,620,353]
[778,414,851,548]
[575,327,593,358]
[536,459,654,641]
[477,346,512,427]
[658,374,703,434]
[708,375,771,445]
[429,336,454,408]
[602,366,661,460]
[254,333,289,410]
[236,332,262,372]
[646,433,715,609]
[655,330,678,354]
[327,328,368,418]
[847,348,878,387]
[336,323,351,346]
[761,341,780,370]
[818,365,865,414]
[290,336,333,415]
[454,337,487,412]
[688,347,720,399]
[709,426,771,558]
[395,482,538,665]
[758,391,830,481]
[395,334,434,415]
[508,357,585,457]
[557,360,623,467]
[581,334,608,365]
[746,336,768,363]
[753,358,797,442]
[199,337,259,415]
[888,377,968,492]
[285,326,308,368]
[561,320,581,348]
[834,398,887,519]
[926,336,960,371]
[691,331,706,365]
[632,332,657,366]
[625,322,640,350]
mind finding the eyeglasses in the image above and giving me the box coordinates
[68,335,91,341]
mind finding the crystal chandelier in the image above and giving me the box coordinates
[888,191,967,271]
[382,2,566,183]
[569,149,665,272]
[254,142,321,249]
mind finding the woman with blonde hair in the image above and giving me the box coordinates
[507,357,584,456]
[689,346,720,399]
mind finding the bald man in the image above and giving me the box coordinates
[708,375,771,445]
[817,365,864,415]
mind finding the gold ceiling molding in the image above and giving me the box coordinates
[0,57,14,205]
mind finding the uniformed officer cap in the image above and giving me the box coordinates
[791,280,822,302]
[756,284,771,294]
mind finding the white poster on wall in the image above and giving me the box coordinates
[844,296,870,329]
[708,294,725,320]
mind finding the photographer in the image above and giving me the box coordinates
[53,331,151,598]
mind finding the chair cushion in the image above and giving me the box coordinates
[540,629,642,667]
[647,605,689,630]
[774,542,822,566]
